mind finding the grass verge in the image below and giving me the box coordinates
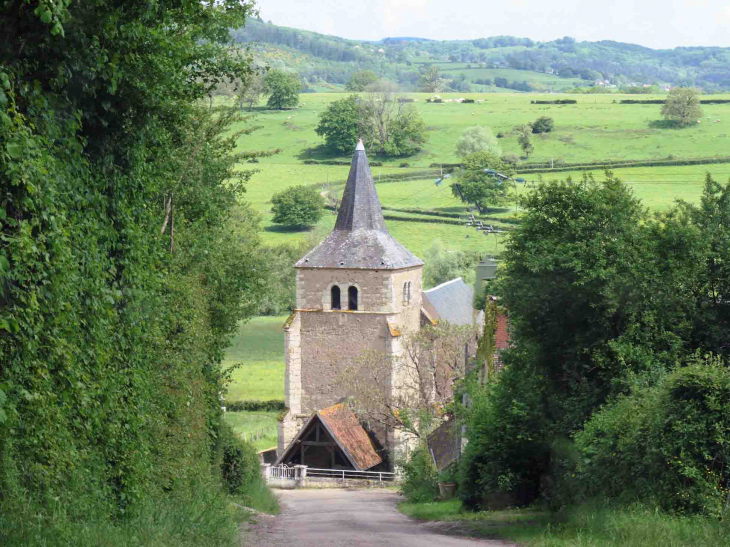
[399,499,730,547]
[224,410,279,452]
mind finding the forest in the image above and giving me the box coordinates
[232,19,730,91]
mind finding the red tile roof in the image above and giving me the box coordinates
[318,403,382,471]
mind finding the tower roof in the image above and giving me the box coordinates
[296,140,422,270]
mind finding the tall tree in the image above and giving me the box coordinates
[265,69,301,109]
[661,87,703,127]
[455,126,502,158]
[418,65,443,92]
[315,94,360,153]
[451,152,514,209]
[346,70,379,91]
[517,124,535,158]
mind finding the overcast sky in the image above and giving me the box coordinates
[254,0,729,50]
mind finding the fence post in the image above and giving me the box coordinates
[379,472,382,482]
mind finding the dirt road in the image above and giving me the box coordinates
[242,489,515,547]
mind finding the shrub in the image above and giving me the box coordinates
[270,185,324,228]
[574,357,730,516]
[531,116,555,134]
[502,153,520,166]
[460,360,550,510]
[462,99,475,104]
[399,162,410,167]
[496,132,505,138]
[217,422,261,496]
[401,445,439,502]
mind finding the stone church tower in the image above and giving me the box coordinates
[278,140,424,463]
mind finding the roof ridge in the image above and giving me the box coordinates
[424,277,464,293]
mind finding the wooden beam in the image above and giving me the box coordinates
[302,441,334,447]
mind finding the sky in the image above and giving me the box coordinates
[254,0,730,50]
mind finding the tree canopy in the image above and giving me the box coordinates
[315,94,360,153]
[661,87,703,126]
[271,185,325,227]
[455,126,502,158]
[346,70,379,91]
[0,1,279,542]
[451,152,514,209]
[265,69,301,109]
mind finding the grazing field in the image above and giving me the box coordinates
[231,92,730,252]
[233,92,730,168]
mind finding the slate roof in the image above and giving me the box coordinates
[422,277,476,326]
[296,141,422,270]
[427,419,461,471]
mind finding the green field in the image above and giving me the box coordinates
[224,315,287,402]
[233,92,730,168]
[223,411,279,452]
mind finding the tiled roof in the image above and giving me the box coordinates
[295,141,422,270]
[318,403,382,470]
[423,277,476,326]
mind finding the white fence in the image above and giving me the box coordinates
[270,464,295,480]
[306,467,398,482]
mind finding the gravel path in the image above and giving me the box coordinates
[242,489,516,547]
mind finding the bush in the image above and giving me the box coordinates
[399,162,410,168]
[270,185,324,227]
[531,116,555,134]
[401,445,439,502]
[574,358,730,516]
[460,361,550,510]
[496,132,505,138]
[226,400,287,412]
[502,153,520,166]
[462,99,475,104]
[217,422,261,496]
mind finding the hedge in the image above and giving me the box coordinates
[530,99,577,104]
[431,156,730,174]
[381,206,522,225]
[304,159,384,166]
[619,99,730,105]
[225,399,286,412]
[325,205,511,228]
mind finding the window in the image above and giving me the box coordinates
[348,286,358,311]
[402,281,412,306]
[331,286,341,310]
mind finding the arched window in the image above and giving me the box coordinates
[402,282,409,305]
[331,286,341,310]
[407,281,412,303]
[348,286,358,311]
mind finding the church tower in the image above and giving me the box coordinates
[278,140,424,462]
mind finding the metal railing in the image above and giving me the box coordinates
[270,465,295,480]
[305,468,398,482]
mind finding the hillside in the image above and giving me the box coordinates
[232,19,730,92]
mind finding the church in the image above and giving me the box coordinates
[275,140,498,472]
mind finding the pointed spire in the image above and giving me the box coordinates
[334,140,387,232]
[294,142,423,269]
